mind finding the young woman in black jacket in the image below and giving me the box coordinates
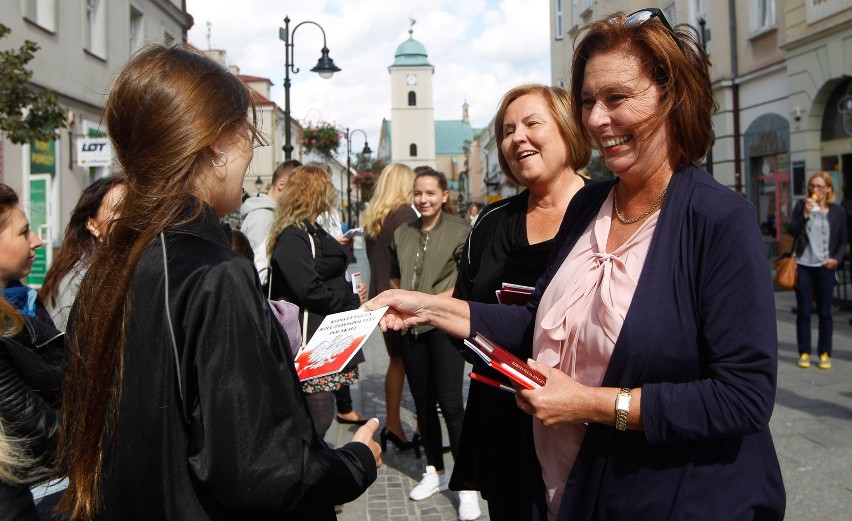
[267,164,369,438]
[57,46,380,521]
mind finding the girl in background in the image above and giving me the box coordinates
[790,171,847,369]
[0,184,64,521]
[361,163,418,453]
[40,176,125,332]
[389,169,478,520]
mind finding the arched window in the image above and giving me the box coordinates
[408,91,416,106]
[410,143,418,157]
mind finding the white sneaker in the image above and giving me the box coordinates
[458,490,481,520]
[409,465,449,501]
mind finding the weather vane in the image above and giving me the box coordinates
[409,16,416,37]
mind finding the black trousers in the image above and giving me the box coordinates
[401,328,466,471]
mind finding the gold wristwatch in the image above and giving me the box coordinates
[615,387,632,431]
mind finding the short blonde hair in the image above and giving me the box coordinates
[808,172,836,204]
[361,163,415,238]
[494,84,591,185]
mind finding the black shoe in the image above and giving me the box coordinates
[336,413,369,425]
[380,427,414,451]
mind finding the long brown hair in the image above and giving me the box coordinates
[58,45,257,520]
[39,176,125,308]
[570,12,716,169]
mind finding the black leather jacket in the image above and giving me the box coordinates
[92,205,375,520]
[0,301,64,484]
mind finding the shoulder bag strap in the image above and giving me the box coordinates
[301,230,315,349]
[160,232,187,412]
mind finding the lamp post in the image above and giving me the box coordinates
[279,16,341,160]
[344,128,372,227]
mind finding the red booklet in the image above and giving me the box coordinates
[463,332,546,390]
[495,282,534,306]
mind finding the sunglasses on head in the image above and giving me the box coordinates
[625,8,683,50]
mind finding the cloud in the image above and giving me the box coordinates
[186,0,550,146]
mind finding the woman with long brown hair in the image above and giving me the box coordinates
[39,176,125,332]
[57,45,380,521]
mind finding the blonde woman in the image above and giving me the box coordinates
[790,172,847,369]
[268,164,369,437]
[361,164,418,454]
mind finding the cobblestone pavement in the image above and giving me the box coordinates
[328,246,852,520]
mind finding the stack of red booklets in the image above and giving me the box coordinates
[495,282,534,306]
[463,332,546,390]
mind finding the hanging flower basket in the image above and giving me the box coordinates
[300,122,341,158]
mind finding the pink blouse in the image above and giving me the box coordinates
[533,188,659,520]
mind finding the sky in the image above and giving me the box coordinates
[185,0,551,150]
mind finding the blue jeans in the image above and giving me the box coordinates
[795,264,836,356]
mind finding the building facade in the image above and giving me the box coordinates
[550,0,852,255]
[0,0,192,285]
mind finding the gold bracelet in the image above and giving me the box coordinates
[614,387,632,431]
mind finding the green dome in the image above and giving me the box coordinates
[392,35,431,67]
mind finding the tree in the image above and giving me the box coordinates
[0,24,66,144]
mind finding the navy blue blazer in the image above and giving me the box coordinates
[469,166,785,520]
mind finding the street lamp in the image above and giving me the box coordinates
[279,15,341,160]
[344,127,372,227]
[254,175,264,196]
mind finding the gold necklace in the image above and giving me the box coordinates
[613,186,668,224]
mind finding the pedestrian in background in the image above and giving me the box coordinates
[389,168,479,520]
[40,176,125,332]
[0,184,65,521]
[239,159,300,285]
[790,171,847,369]
[57,45,380,521]
[369,8,785,520]
[267,164,370,436]
[361,163,418,454]
[449,84,591,521]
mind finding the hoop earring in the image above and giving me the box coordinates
[212,151,228,168]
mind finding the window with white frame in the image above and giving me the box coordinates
[85,0,107,58]
[130,6,144,52]
[751,0,776,33]
[572,0,580,29]
[22,0,57,33]
[555,0,563,40]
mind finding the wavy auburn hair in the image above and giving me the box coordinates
[267,164,337,257]
[570,12,716,170]
[58,45,258,520]
[361,163,415,238]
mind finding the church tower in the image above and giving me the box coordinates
[388,25,435,168]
